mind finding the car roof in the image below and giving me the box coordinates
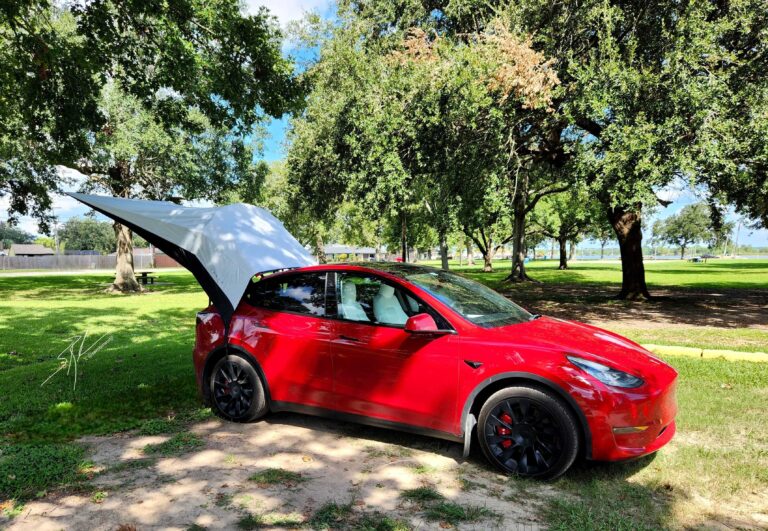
[264,262,443,280]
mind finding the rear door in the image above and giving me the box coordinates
[241,272,334,408]
[329,271,459,434]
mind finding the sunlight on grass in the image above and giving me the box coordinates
[0,266,766,527]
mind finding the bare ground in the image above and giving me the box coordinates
[4,414,550,530]
[501,284,768,333]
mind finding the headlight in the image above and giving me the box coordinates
[567,356,644,388]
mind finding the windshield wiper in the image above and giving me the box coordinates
[529,313,542,320]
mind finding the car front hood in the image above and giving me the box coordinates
[489,316,673,374]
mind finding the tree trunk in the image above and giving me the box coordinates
[608,205,651,300]
[465,240,474,265]
[482,247,494,272]
[112,222,141,292]
[600,241,606,259]
[439,231,449,270]
[559,235,568,270]
[680,245,686,260]
[506,171,538,282]
[315,232,327,264]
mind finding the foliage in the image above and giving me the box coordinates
[338,0,768,298]
[0,221,34,249]
[287,12,559,267]
[657,203,713,258]
[58,217,142,254]
[0,0,302,228]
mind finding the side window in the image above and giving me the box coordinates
[336,273,435,327]
[247,273,327,317]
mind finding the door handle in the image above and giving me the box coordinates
[338,334,360,342]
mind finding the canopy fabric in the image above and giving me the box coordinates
[68,193,316,327]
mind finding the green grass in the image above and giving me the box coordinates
[248,468,306,486]
[309,502,354,529]
[399,486,444,504]
[428,258,768,290]
[542,354,768,529]
[143,432,205,457]
[0,266,766,527]
[424,501,498,525]
[0,443,88,501]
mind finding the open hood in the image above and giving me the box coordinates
[68,193,316,328]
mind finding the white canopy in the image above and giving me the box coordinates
[68,193,316,326]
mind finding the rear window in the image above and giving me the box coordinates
[246,272,327,317]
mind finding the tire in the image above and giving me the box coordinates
[477,385,579,480]
[209,354,267,422]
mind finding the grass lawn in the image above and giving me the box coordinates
[433,257,768,289]
[0,265,766,528]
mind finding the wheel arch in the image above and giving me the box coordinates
[202,344,272,408]
[462,372,592,459]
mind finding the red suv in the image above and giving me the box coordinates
[193,263,677,479]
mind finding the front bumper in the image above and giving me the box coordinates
[589,379,678,461]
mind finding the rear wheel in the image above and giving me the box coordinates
[477,385,579,480]
[209,354,267,422]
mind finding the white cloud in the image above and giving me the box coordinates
[243,0,331,26]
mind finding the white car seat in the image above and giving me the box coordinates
[373,284,408,325]
[339,282,369,321]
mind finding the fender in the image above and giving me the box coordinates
[202,344,272,406]
[460,371,593,459]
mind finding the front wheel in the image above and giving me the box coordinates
[209,354,267,422]
[477,385,579,480]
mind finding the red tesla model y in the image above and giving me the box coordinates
[193,263,677,479]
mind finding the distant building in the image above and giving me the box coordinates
[8,244,55,257]
[325,244,378,262]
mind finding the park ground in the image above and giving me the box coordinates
[0,260,766,529]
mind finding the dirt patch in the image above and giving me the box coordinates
[4,414,548,530]
[500,284,768,331]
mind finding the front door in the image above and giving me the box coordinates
[330,271,459,434]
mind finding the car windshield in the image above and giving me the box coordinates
[405,270,533,328]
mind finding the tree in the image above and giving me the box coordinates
[530,188,592,270]
[59,218,114,254]
[0,221,33,250]
[586,212,615,260]
[77,83,268,291]
[2,1,303,290]
[659,203,712,259]
[340,0,768,300]
[287,16,558,274]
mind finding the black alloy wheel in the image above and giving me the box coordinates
[209,354,267,422]
[477,386,579,480]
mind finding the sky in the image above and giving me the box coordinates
[2,0,766,248]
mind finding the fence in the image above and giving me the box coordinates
[0,254,156,271]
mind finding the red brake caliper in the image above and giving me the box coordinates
[498,413,513,448]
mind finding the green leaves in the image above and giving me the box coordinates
[1,0,302,227]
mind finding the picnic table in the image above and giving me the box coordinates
[136,271,157,285]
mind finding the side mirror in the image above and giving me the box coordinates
[404,313,452,335]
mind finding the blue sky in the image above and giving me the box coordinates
[3,0,766,247]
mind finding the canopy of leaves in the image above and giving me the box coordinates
[0,221,34,248]
[287,11,559,258]
[658,203,713,256]
[1,0,303,229]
